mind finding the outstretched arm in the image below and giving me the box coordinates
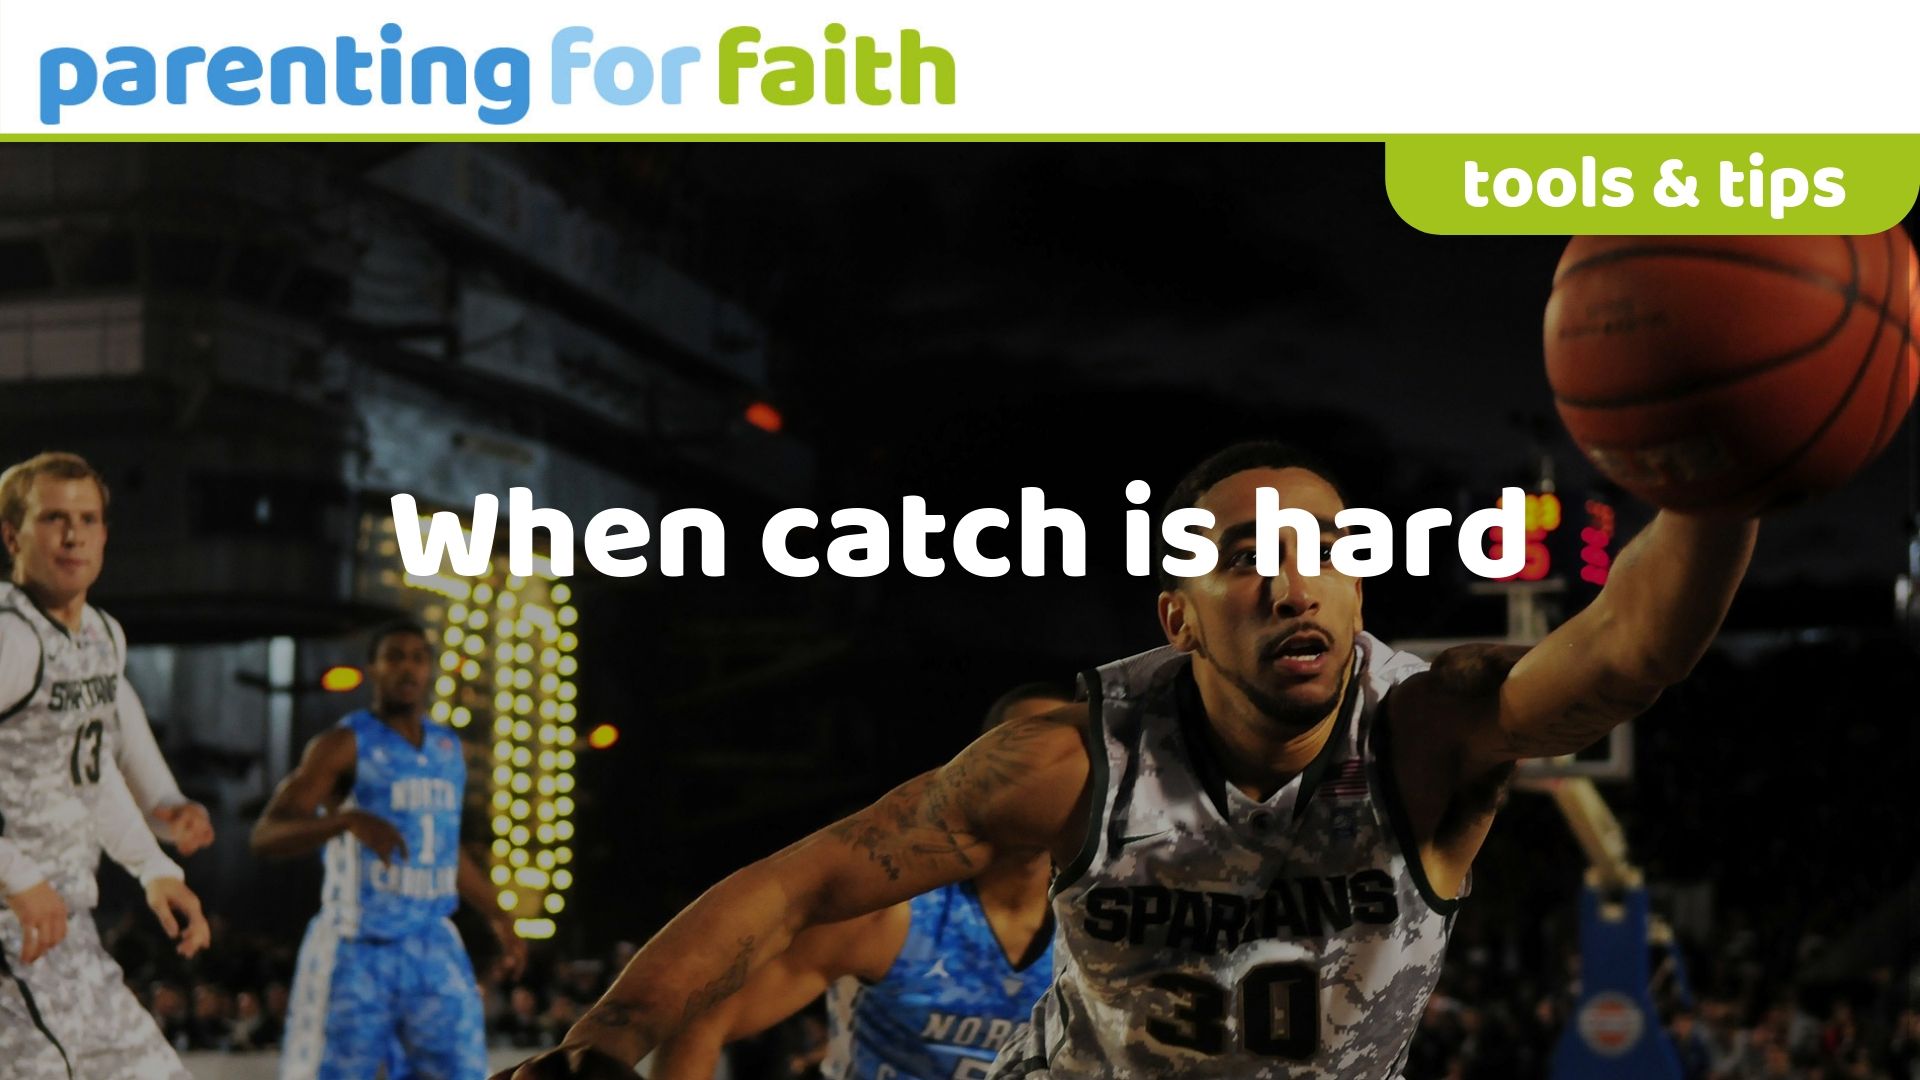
[249,729,407,863]
[1391,511,1757,889]
[1482,511,1755,767]
[500,706,1091,1076]
[650,908,902,1080]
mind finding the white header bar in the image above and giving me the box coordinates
[3,1,1916,135]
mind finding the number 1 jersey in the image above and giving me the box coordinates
[318,711,465,940]
[996,633,1456,1079]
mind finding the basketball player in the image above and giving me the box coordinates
[252,619,528,1080]
[0,451,213,1080]
[651,682,1071,1080]
[499,440,1758,1080]
[0,452,215,859]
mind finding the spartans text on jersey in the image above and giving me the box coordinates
[48,673,117,711]
[1079,870,1399,954]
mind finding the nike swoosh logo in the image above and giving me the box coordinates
[1118,829,1172,848]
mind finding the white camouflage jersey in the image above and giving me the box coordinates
[0,583,125,912]
[995,632,1457,1079]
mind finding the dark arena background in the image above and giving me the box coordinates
[0,145,1914,1079]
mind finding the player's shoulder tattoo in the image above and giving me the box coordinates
[967,702,1088,771]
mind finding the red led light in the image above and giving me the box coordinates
[745,402,783,433]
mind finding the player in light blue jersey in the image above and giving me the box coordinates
[649,683,1070,1080]
[253,620,528,1080]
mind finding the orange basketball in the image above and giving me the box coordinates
[1543,228,1918,515]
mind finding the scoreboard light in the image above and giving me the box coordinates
[1579,499,1617,586]
[320,665,363,693]
[1529,493,1563,532]
[1489,491,1561,582]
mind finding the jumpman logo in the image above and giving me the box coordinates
[926,956,951,979]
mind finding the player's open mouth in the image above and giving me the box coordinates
[1266,631,1331,675]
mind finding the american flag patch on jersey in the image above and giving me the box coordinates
[1324,758,1369,800]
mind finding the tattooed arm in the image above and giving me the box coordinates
[1482,511,1755,764]
[497,705,1092,1078]
[1387,512,1756,894]
[649,905,908,1080]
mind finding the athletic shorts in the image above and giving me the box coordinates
[0,908,189,1080]
[281,916,486,1080]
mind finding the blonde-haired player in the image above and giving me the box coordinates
[0,450,213,1079]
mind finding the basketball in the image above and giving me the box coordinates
[1543,229,1919,515]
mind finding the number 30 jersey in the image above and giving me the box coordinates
[317,710,465,940]
[996,633,1456,1080]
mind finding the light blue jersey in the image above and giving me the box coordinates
[317,710,465,940]
[824,882,1055,1080]
[282,710,484,1080]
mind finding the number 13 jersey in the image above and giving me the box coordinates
[997,633,1457,1079]
[0,583,126,913]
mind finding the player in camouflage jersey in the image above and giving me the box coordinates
[499,440,1758,1080]
[0,451,214,1080]
[0,452,216,862]
[650,684,1069,1080]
